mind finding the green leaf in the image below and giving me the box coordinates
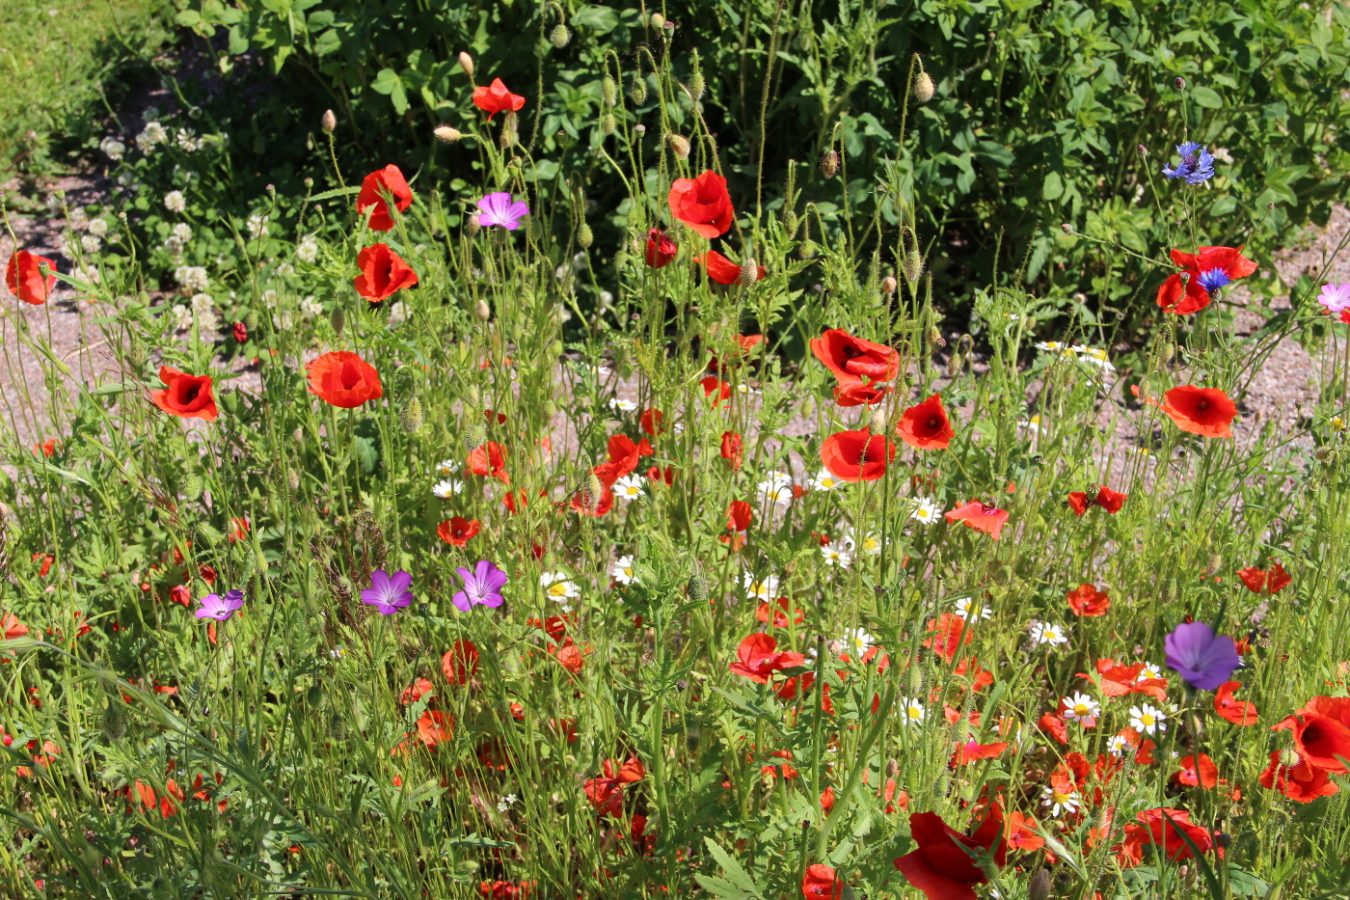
[1043,171,1064,201]
[572,5,619,33]
[1191,86,1222,109]
[698,837,764,899]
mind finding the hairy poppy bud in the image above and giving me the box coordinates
[1028,870,1052,900]
[1137,143,1148,158]
[475,299,491,321]
[602,76,617,107]
[602,114,617,135]
[629,76,648,105]
[577,223,594,249]
[667,133,691,159]
[458,52,474,78]
[462,419,487,453]
[881,275,898,295]
[819,149,840,179]
[1174,76,1186,90]
[329,306,345,338]
[465,217,481,237]
[586,471,605,504]
[869,407,888,434]
[739,257,759,286]
[401,396,424,435]
[913,71,935,103]
[900,227,923,284]
[799,240,817,260]
[687,75,705,103]
[100,700,128,743]
[1061,222,1074,234]
[434,125,462,143]
[550,23,570,48]
[321,109,336,134]
[929,325,945,347]
[687,568,708,603]
[649,12,665,29]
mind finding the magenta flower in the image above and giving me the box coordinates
[476,192,529,231]
[452,560,507,612]
[195,589,245,621]
[361,569,413,615]
[1164,621,1240,691]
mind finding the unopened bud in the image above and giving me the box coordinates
[819,149,840,179]
[329,306,345,337]
[462,419,488,453]
[602,114,617,135]
[100,700,128,743]
[321,109,336,134]
[602,76,617,107]
[912,71,935,103]
[928,325,946,348]
[434,125,462,143]
[586,471,605,505]
[1028,870,1052,900]
[577,223,594,249]
[401,396,424,434]
[799,240,817,260]
[475,299,491,321]
[739,257,759,286]
[687,74,705,103]
[1060,222,1074,234]
[1137,143,1148,158]
[881,275,898,295]
[869,407,888,434]
[666,133,691,159]
[629,76,648,105]
[687,568,708,603]
[466,217,481,237]
[499,112,519,149]
[1174,76,1186,90]
[649,12,665,29]
[549,23,570,48]
[458,52,475,78]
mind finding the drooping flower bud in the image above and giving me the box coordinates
[819,149,840,179]
[577,223,594,249]
[434,126,463,143]
[666,133,691,159]
[401,396,424,435]
[602,114,617,135]
[475,299,491,321]
[329,306,345,338]
[602,76,617,107]
[739,257,759,286]
[629,76,648,105]
[912,71,935,103]
[549,23,571,48]
[649,12,666,29]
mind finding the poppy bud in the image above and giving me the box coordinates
[688,54,706,101]
[1174,76,1186,90]
[903,248,923,284]
[475,299,491,321]
[500,113,519,149]
[602,76,617,107]
[819,149,840,179]
[329,306,345,338]
[739,256,759,286]
[401,397,424,435]
[577,223,594,249]
[462,419,488,453]
[666,133,690,159]
[458,52,474,78]
[602,114,617,135]
[100,700,127,743]
[687,568,708,602]
[434,126,462,143]
[928,325,945,347]
[799,240,817,260]
[232,321,248,344]
[587,470,604,502]
[881,275,898,295]
[649,12,665,29]
[321,109,336,134]
[550,23,570,48]
[1060,222,1074,234]
[629,76,648,105]
[1028,870,1052,900]
[869,407,888,434]
[912,71,935,103]
[1137,143,1148,157]
[466,217,481,237]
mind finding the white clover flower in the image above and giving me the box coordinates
[742,571,779,601]
[756,471,794,507]
[608,397,638,413]
[612,555,639,586]
[432,479,463,499]
[88,218,109,238]
[274,262,294,278]
[164,190,186,214]
[613,474,646,501]
[1028,621,1069,648]
[1040,785,1081,818]
[169,305,194,331]
[900,697,926,725]
[169,222,191,244]
[296,235,320,264]
[1061,692,1100,723]
[163,236,185,256]
[540,572,580,609]
[79,234,101,255]
[807,468,844,492]
[190,292,214,314]
[1129,703,1167,736]
[247,213,270,241]
[175,128,201,152]
[910,496,941,525]
[136,121,168,153]
[387,301,410,326]
[174,265,209,293]
[195,308,220,333]
[99,137,126,161]
[820,541,852,569]
[954,596,992,621]
[299,295,324,318]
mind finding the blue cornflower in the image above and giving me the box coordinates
[1162,142,1216,184]
[1197,268,1231,294]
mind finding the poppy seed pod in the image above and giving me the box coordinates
[913,71,935,103]
[321,109,336,134]
[1028,870,1052,900]
[458,52,474,78]
[434,126,462,143]
[739,257,759,286]
[550,23,570,48]
[401,396,424,435]
[666,133,691,159]
[819,149,840,179]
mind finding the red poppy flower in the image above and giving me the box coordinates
[756,597,804,628]
[820,428,896,482]
[644,227,677,268]
[700,375,732,407]
[1213,681,1258,726]
[951,740,1009,767]
[6,250,57,305]
[809,329,900,383]
[593,433,652,486]
[639,408,666,436]
[1260,751,1339,803]
[442,639,480,685]
[897,394,954,449]
[1068,484,1127,515]
[726,500,753,533]
[1078,658,1168,702]
[893,804,1006,900]
[667,170,734,238]
[1156,246,1257,315]
[1173,753,1219,789]
[436,517,481,547]
[467,441,510,484]
[720,431,743,470]
[923,613,972,662]
[945,500,1009,540]
[305,351,383,408]
[150,366,218,421]
[1273,697,1350,772]
[801,863,843,900]
[695,249,764,286]
[356,164,413,232]
[1038,711,1069,745]
[834,379,890,407]
[1236,563,1291,595]
[729,633,805,683]
[1161,385,1236,438]
[1116,807,1215,868]
[570,482,614,518]
[354,243,418,302]
[415,710,453,749]
[472,78,526,120]
[1004,811,1044,852]
[1066,583,1110,617]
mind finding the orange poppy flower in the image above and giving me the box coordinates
[436,517,481,547]
[945,500,1009,540]
[305,351,383,408]
[1161,386,1236,438]
[150,366,218,421]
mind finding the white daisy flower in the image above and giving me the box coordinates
[1018,414,1043,436]
[846,531,882,556]
[807,468,844,492]
[1107,733,1132,757]
[1035,340,1066,352]
[1028,621,1069,648]
[742,571,779,601]
[820,541,852,569]
[841,627,874,657]
[1129,703,1167,735]
[432,479,463,499]
[954,596,992,621]
[756,471,795,507]
[612,555,639,586]
[1061,692,1100,723]
[608,398,638,413]
[435,459,458,477]
[1040,785,1081,818]
[540,572,580,609]
[909,496,941,525]
[900,697,926,725]
[613,475,646,500]
[1137,662,1164,682]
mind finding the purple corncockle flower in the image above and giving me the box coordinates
[195,589,245,621]
[361,569,414,615]
[1162,141,1216,184]
[1164,621,1240,691]
[452,559,508,612]
[476,192,529,231]
[1317,282,1350,318]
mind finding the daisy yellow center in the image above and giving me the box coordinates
[1139,712,1156,727]
[1073,703,1091,716]
[547,584,568,597]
